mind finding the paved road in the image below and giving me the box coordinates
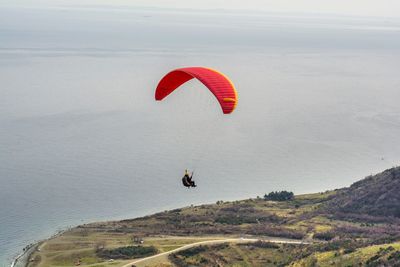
[122,237,307,267]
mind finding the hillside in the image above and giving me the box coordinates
[25,167,400,267]
[325,166,400,218]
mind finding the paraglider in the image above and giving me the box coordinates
[182,170,196,188]
[155,67,238,114]
[155,67,238,188]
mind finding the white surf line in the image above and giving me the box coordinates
[10,229,70,267]
[10,244,35,267]
[122,237,307,267]
[10,252,23,267]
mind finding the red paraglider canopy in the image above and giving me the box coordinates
[155,67,238,114]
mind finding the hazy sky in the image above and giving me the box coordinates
[2,0,400,17]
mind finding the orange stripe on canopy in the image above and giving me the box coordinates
[155,67,237,114]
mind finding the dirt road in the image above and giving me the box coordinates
[122,237,307,267]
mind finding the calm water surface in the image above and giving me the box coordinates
[1,6,400,266]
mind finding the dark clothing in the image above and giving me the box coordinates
[182,174,196,187]
[182,175,191,187]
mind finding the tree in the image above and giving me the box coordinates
[264,191,294,201]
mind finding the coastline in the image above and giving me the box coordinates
[11,229,70,267]
[12,166,400,266]
[11,243,38,267]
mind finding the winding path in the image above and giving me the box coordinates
[122,237,307,267]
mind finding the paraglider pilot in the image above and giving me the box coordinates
[182,169,196,188]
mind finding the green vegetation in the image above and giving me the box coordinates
[97,245,157,259]
[169,241,400,266]
[169,242,309,267]
[264,190,294,201]
[313,231,335,241]
[291,242,400,266]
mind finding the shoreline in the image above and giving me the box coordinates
[7,193,318,267]
[10,229,70,267]
[11,243,38,267]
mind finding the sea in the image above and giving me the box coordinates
[1,4,400,266]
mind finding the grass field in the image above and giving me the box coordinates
[27,232,232,267]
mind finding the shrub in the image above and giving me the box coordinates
[264,191,294,201]
[249,241,279,249]
[176,245,207,257]
[314,231,336,241]
[215,215,258,225]
[97,245,157,259]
